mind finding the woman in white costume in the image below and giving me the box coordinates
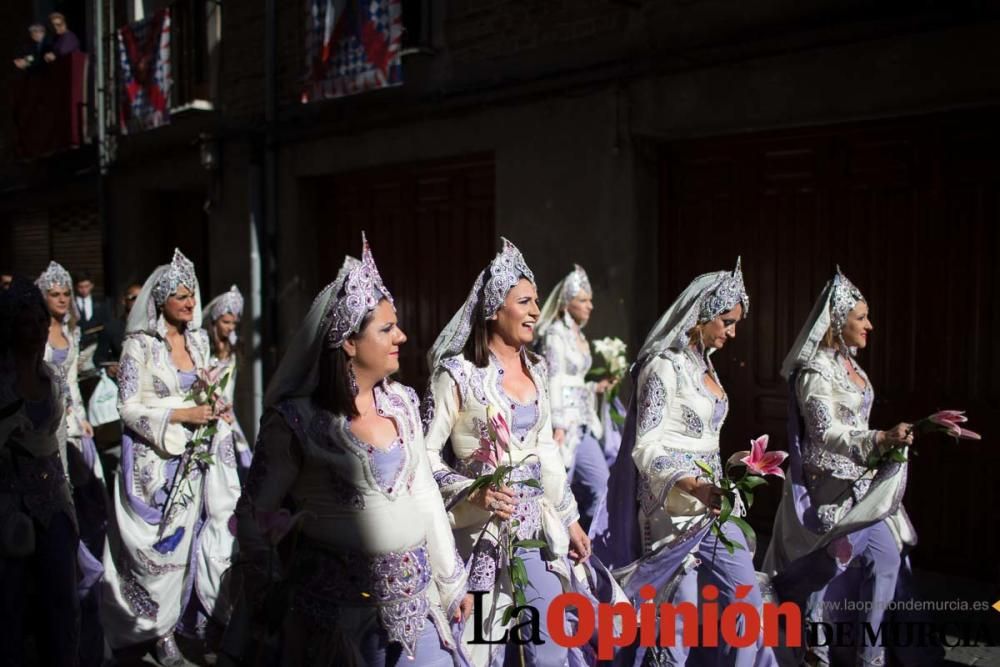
[234,236,471,666]
[764,268,933,667]
[101,249,241,665]
[36,260,107,666]
[591,258,776,667]
[202,285,252,475]
[537,263,610,530]
[423,238,593,667]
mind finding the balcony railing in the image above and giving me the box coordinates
[10,52,91,159]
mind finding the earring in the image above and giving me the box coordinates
[347,359,359,397]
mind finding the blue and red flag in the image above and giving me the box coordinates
[303,0,403,101]
[117,8,172,133]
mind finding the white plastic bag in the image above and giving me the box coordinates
[87,370,120,427]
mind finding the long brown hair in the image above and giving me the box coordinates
[313,309,377,418]
[462,300,493,368]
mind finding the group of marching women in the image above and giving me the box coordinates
[0,256,249,666]
[0,234,939,667]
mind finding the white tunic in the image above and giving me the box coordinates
[764,347,914,574]
[422,350,579,666]
[101,321,241,647]
[540,318,602,466]
[235,380,467,664]
[632,348,729,551]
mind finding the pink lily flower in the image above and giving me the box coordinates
[928,410,981,440]
[471,436,501,468]
[486,406,512,450]
[739,434,788,478]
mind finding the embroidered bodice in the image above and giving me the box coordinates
[43,323,85,438]
[797,348,877,482]
[236,380,468,657]
[541,318,602,440]
[422,350,579,533]
[632,348,730,543]
[117,327,211,456]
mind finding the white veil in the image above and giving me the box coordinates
[263,257,358,408]
[426,238,535,372]
[536,264,591,339]
[425,270,486,372]
[636,271,727,364]
[779,268,864,379]
[636,259,749,366]
[125,264,203,337]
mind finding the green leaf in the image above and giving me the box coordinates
[467,476,493,493]
[719,530,736,554]
[695,460,716,481]
[501,604,516,626]
[219,372,230,392]
[513,589,528,608]
[719,493,733,524]
[728,516,756,548]
[512,539,547,550]
[511,557,529,586]
[584,367,609,382]
[517,478,542,489]
[610,410,626,427]
[742,489,754,508]
[890,448,909,463]
[739,476,768,490]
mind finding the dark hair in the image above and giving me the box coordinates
[74,271,93,285]
[0,276,49,357]
[313,309,377,418]
[462,301,493,368]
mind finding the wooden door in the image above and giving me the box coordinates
[314,154,496,390]
[660,110,1000,581]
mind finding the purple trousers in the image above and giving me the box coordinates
[807,520,901,666]
[360,617,456,667]
[568,428,610,532]
[657,521,777,667]
[501,547,576,667]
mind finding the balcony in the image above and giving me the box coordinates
[10,51,91,159]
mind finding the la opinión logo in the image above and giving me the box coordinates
[469,583,803,658]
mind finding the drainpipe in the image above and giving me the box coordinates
[261,0,278,390]
[95,0,113,293]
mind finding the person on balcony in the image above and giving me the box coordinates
[12,23,51,71]
[44,13,80,62]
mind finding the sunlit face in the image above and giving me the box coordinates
[162,285,196,325]
[698,303,744,350]
[346,299,407,380]
[214,313,238,344]
[841,301,872,349]
[566,291,593,327]
[44,285,71,320]
[123,285,142,315]
[75,279,93,298]
[493,278,540,347]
